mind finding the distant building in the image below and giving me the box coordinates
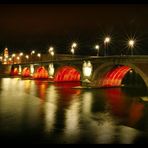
[3,47,9,64]
[4,47,9,58]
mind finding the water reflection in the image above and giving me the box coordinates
[35,80,49,101]
[0,78,148,143]
[44,85,58,133]
[104,88,145,128]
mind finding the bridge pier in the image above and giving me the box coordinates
[30,64,34,76]
[18,65,22,75]
[82,61,93,85]
[48,63,54,78]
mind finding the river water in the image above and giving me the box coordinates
[0,77,148,144]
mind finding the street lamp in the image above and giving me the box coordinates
[71,42,77,56]
[104,37,111,56]
[12,53,16,58]
[49,47,54,60]
[31,50,35,55]
[25,55,29,63]
[49,47,54,52]
[19,52,23,56]
[50,51,54,57]
[128,39,135,56]
[25,55,29,59]
[30,50,35,62]
[37,53,41,57]
[72,42,77,48]
[71,48,75,55]
[95,45,100,56]
[37,53,41,61]
[17,56,20,64]
[8,57,12,64]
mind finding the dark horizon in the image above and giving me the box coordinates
[0,4,148,55]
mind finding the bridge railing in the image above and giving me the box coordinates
[4,55,148,66]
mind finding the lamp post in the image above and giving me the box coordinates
[31,50,35,62]
[31,50,35,55]
[37,53,41,61]
[49,47,54,60]
[95,45,100,56]
[19,52,23,56]
[128,39,135,56]
[19,52,23,63]
[17,56,20,64]
[71,42,77,58]
[25,55,29,63]
[50,51,54,60]
[104,37,111,56]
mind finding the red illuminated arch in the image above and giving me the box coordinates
[54,66,80,82]
[10,67,18,76]
[101,66,131,87]
[33,66,48,79]
[22,67,30,77]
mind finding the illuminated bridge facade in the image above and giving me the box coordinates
[5,56,148,89]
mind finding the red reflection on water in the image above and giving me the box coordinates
[10,67,18,76]
[35,81,49,101]
[33,66,48,79]
[105,89,126,117]
[128,102,144,126]
[55,82,81,103]
[101,66,131,87]
[54,66,80,82]
[22,67,30,77]
[105,88,144,127]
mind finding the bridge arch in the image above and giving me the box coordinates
[92,62,148,88]
[54,66,81,82]
[22,67,30,77]
[33,66,49,79]
[10,66,18,76]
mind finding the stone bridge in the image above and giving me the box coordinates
[6,55,148,88]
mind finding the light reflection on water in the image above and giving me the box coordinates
[0,78,148,144]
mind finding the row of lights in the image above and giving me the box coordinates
[69,37,135,56]
[0,46,56,63]
[94,37,135,56]
[0,38,136,63]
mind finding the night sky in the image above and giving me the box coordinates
[0,4,148,55]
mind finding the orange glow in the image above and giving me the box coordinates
[33,66,48,79]
[54,66,80,82]
[101,66,131,87]
[10,67,18,76]
[105,89,126,117]
[55,82,81,96]
[22,67,30,77]
[105,88,144,127]
[35,81,49,100]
